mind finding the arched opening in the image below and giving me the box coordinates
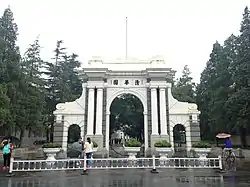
[67,124,81,144]
[173,124,186,154]
[109,94,144,147]
[67,124,81,158]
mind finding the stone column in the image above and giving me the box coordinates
[80,122,85,139]
[151,88,159,135]
[143,112,148,150]
[62,125,68,151]
[186,125,192,151]
[159,88,168,135]
[87,88,95,135]
[105,112,110,150]
[170,125,174,149]
[95,88,103,135]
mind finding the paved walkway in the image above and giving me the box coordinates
[0,168,249,187]
[0,159,249,187]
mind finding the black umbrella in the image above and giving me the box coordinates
[0,136,20,147]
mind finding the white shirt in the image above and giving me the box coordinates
[84,142,93,153]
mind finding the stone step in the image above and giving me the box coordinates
[109,146,126,158]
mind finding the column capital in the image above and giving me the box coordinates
[166,83,172,88]
[150,86,157,89]
[106,112,110,115]
[159,87,166,90]
[97,87,104,90]
[143,111,148,115]
[87,86,95,89]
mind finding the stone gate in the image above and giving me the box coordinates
[53,56,201,153]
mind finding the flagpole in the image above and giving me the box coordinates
[126,17,128,59]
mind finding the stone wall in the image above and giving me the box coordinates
[53,122,64,147]
[190,122,201,144]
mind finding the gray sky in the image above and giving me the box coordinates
[1,0,250,82]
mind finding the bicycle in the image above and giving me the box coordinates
[222,148,236,163]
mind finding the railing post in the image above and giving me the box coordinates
[7,157,14,176]
[151,155,158,173]
[81,155,88,175]
[218,156,223,170]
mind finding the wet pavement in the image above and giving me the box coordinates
[0,160,249,187]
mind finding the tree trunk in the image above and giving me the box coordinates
[240,127,246,148]
[46,128,50,142]
[19,128,24,147]
[50,123,54,143]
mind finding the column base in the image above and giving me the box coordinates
[151,168,159,173]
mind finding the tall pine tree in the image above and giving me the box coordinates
[226,7,250,147]
[0,7,22,136]
[172,65,196,103]
[21,38,45,136]
[44,40,82,142]
[196,42,232,139]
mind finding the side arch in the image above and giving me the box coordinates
[169,119,192,151]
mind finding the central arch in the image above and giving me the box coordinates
[106,89,147,112]
[110,94,144,145]
[105,89,148,152]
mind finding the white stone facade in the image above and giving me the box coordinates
[53,56,200,152]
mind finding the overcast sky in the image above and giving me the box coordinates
[1,0,250,82]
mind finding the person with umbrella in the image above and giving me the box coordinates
[0,136,13,170]
[216,133,232,148]
[225,137,232,149]
[216,133,235,162]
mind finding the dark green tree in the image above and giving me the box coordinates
[0,84,10,134]
[196,41,233,140]
[0,7,20,83]
[172,65,196,103]
[110,94,144,140]
[225,7,250,147]
[0,7,22,136]
[44,40,82,142]
[20,37,45,136]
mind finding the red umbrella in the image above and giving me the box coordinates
[216,133,231,139]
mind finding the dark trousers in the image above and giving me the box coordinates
[3,153,11,167]
[86,152,92,166]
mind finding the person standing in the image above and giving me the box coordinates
[2,139,12,170]
[225,137,232,149]
[84,137,93,168]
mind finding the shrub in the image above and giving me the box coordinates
[125,139,141,147]
[192,141,212,148]
[42,142,61,148]
[67,147,81,158]
[154,140,171,147]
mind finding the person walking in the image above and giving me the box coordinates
[84,137,93,168]
[2,138,12,170]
